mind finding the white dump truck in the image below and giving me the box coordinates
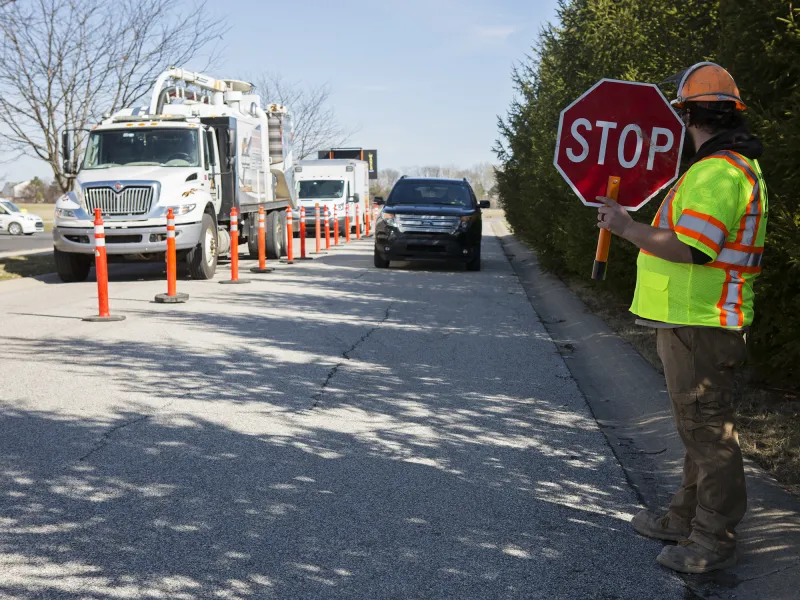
[294,159,369,236]
[53,68,296,282]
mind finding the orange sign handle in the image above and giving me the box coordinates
[592,175,620,281]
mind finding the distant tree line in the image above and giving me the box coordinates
[495,0,800,389]
[370,163,498,202]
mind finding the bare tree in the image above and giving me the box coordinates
[0,0,226,192]
[370,167,401,197]
[402,163,498,199]
[253,73,355,160]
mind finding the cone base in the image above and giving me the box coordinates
[280,259,295,264]
[219,279,251,285]
[310,251,328,255]
[155,293,189,304]
[295,257,314,261]
[591,260,608,281]
[82,314,126,322]
[250,267,275,273]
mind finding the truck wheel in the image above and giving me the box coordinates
[54,248,91,282]
[266,210,283,259]
[187,213,218,280]
[279,210,289,256]
[374,248,390,269]
[8,222,23,236]
[246,216,260,259]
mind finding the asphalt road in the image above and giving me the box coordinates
[0,222,684,599]
[0,231,52,254]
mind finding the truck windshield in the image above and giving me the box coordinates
[298,180,345,199]
[82,128,201,169]
[388,183,472,207]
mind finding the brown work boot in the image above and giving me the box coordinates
[657,540,737,574]
[631,509,691,542]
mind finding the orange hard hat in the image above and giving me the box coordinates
[672,62,747,111]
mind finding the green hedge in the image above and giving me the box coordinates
[496,0,800,389]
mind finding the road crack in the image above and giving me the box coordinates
[311,302,394,408]
[79,414,151,461]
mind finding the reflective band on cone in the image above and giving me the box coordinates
[355,204,361,239]
[155,208,189,303]
[83,208,125,321]
[220,207,251,284]
[365,200,371,236]
[250,205,274,273]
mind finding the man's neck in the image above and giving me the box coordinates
[690,128,714,150]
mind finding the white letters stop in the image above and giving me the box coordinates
[565,118,675,170]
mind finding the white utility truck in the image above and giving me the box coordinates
[294,159,369,236]
[53,68,296,282]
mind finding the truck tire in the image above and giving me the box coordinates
[247,216,260,259]
[266,210,283,259]
[54,248,91,282]
[187,213,218,280]
[280,210,288,256]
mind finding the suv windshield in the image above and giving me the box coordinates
[388,182,472,207]
[298,180,345,200]
[82,128,201,169]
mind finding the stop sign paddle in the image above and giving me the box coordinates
[553,79,685,280]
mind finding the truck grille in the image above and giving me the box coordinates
[397,215,459,234]
[84,185,155,217]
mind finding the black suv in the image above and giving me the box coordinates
[373,177,490,271]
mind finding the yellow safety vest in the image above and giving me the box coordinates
[631,150,768,328]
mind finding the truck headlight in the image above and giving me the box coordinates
[56,208,77,219]
[164,204,196,216]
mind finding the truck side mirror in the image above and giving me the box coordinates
[350,192,360,203]
[61,130,74,175]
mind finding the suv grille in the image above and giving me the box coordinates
[84,186,155,216]
[397,215,459,234]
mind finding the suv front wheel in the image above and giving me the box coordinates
[466,249,481,271]
[374,248,390,269]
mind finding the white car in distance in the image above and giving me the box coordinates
[0,201,45,236]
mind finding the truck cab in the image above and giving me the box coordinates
[53,117,223,281]
[294,159,368,235]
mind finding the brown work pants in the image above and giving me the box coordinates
[657,326,748,555]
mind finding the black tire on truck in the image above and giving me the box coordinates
[266,210,283,259]
[246,214,260,259]
[187,213,218,280]
[54,248,91,282]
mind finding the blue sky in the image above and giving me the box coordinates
[5,0,560,182]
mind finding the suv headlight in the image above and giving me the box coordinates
[459,214,478,231]
[380,212,396,227]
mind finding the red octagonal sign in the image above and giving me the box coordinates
[554,79,685,211]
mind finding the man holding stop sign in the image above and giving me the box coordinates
[556,64,769,574]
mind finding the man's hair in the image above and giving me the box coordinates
[682,101,745,134]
